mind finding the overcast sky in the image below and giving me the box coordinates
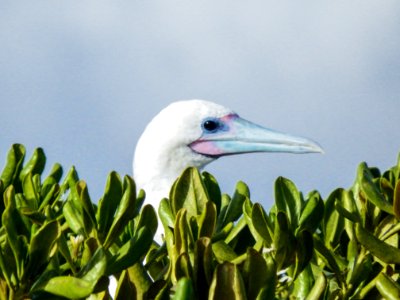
[1,1,399,207]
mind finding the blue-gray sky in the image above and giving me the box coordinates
[1,1,399,206]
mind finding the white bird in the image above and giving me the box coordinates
[133,99,323,222]
[109,100,323,298]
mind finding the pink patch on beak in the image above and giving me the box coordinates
[189,140,224,156]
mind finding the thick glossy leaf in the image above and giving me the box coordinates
[202,171,221,213]
[103,176,136,249]
[79,247,107,282]
[173,277,194,300]
[275,176,302,229]
[220,220,239,244]
[293,265,314,299]
[22,173,40,209]
[313,235,344,277]
[323,188,344,248]
[293,230,313,279]
[107,227,153,275]
[212,241,238,262]
[96,171,123,236]
[221,181,249,226]
[159,198,175,229]
[297,190,324,234]
[359,163,394,214]
[208,262,246,300]
[170,167,209,218]
[126,262,152,297]
[76,181,97,231]
[305,272,326,300]
[273,211,295,270]
[243,198,263,243]
[198,201,216,238]
[19,148,46,182]
[376,272,400,300]
[0,144,25,188]
[63,200,85,235]
[175,253,193,280]
[47,163,63,183]
[242,248,272,300]
[2,186,25,281]
[394,180,400,219]
[252,203,273,245]
[194,237,213,297]
[25,220,60,277]
[135,204,158,239]
[355,223,400,264]
[35,276,95,299]
[114,270,135,300]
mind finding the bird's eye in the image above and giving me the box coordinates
[202,119,220,133]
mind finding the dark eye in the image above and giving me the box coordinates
[202,119,219,132]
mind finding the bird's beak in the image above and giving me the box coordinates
[190,114,323,157]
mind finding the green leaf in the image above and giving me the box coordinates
[273,211,295,270]
[114,270,135,300]
[198,201,216,238]
[159,198,175,230]
[173,277,195,300]
[376,272,400,300]
[297,190,324,234]
[242,248,273,300]
[293,230,313,279]
[63,200,85,235]
[47,163,63,183]
[359,163,394,215]
[293,265,314,299]
[79,247,107,282]
[393,180,400,219]
[76,181,97,232]
[96,171,123,235]
[175,253,193,280]
[0,144,25,188]
[107,227,153,275]
[221,181,249,226]
[202,171,221,213]
[25,220,60,277]
[22,172,40,210]
[208,262,246,300]
[323,188,344,248]
[170,167,209,218]
[355,223,400,264]
[274,176,302,230]
[2,186,25,281]
[305,271,326,300]
[103,176,137,249]
[212,241,238,262]
[194,237,214,297]
[34,276,96,299]
[135,204,158,238]
[19,147,46,182]
[251,203,273,245]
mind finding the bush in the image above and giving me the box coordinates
[0,144,399,299]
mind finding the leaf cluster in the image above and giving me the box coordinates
[0,144,400,299]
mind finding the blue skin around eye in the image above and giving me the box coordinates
[201,118,230,134]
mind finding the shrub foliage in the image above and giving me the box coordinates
[0,144,399,299]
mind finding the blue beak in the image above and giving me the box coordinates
[190,114,323,157]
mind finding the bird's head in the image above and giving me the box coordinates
[133,99,322,197]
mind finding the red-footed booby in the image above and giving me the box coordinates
[109,100,322,298]
[133,99,323,218]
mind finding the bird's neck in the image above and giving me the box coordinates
[133,145,214,209]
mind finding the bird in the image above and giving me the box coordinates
[133,99,323,223]
[108,99,323,298]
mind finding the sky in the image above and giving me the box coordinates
[1,1,399,207]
